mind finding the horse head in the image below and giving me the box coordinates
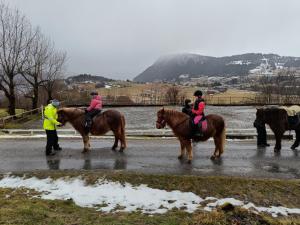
[57,108,69,126]
[156,107,167,129]
[255,108,266,125]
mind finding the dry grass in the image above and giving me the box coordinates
[205,89,258,105]
[1,171,300,225]
[0,108,25,118]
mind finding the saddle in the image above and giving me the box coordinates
[279,106,300,129]
[287,113,300,128]
[85,110,102,133]
[189,116,208,137]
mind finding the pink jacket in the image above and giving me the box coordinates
[192,101,205,115]
[87,95,102,111]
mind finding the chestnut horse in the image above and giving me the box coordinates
[156,108,226,163]
[57,108,126,152]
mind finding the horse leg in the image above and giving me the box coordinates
[211,136,220,160]
[111,130,118,151]
[274,132,283,152]
[291,129,300,150]
[119,132,126,152]
[185,139,193,164]
[119,116,127,152]
[178,139,186,160]
[82,135,90,153]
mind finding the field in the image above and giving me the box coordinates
[0,171,299,225]
[94,81,258,105]
[205,89,258,105]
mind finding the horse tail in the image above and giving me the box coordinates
[219,125,226,154]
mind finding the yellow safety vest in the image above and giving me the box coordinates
[43,104,60,130]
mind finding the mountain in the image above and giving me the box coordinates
[133,53,300,82]
[65,74,114,84]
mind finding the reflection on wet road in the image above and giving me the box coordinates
[0,138,299,179]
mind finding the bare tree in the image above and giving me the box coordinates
[165,86,181,105]
[20,28,51,109]
[42,51,67,102]
[0,3,35,114]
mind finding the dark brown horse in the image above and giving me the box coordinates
[57,108,126,152]
[156,108,226,163]
[255,107,300,152]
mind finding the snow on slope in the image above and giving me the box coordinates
[0,176,299,217]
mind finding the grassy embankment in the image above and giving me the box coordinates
[0,109,25,117]
[0,171,299,225]
[0,108,41,129]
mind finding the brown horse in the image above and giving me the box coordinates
[156,108,226,163]
[57,108,126,152]
[255,107,300,152]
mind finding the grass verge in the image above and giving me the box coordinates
[0,170,299,225]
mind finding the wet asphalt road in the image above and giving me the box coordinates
[0,138,299,179]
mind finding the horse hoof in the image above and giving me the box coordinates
[119,148,125,153]
[111,147,117,151]
[291,146,297,150]
[187,160,192,164]
[178,155,183,160]
[210,155,216,160]
[82,149,89,153]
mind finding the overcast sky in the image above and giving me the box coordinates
[3,0,300,79]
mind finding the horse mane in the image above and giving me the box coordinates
[59,107,85,121]
[163,108,188,120]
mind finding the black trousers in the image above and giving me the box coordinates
[45,130,59,152]
[85,109,101,125]
[255,125,268,145]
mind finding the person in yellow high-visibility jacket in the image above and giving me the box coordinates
[43,99,62,156]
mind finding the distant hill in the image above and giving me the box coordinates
[65,74,114,84]
[133,53,300,82]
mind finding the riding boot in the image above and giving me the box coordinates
[85,119,92,134]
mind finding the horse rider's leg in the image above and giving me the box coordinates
[185,139,193,163]
[82,135,90,153]
[178,139,186,160]
[274,132,283,152]
[291,129,300,150]
[211,136,220,160]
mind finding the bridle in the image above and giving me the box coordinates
[156,112,189,129]
[156,114,166,128]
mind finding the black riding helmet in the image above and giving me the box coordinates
[193,90,202,97]
[90,91,98,96]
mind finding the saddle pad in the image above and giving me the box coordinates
[201,120,208,132]
[280,105,300,116]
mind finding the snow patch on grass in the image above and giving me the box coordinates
[0,175,299,217]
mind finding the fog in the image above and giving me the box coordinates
[4,0,300,79]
